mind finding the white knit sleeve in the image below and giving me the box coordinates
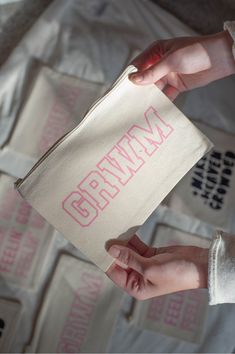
[224,21,235,60]
[208,230,235,305]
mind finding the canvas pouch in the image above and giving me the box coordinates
[166,122,235,232]
[16,65,213,271]
[26,254,122,353]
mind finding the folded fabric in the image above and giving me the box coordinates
[16,65,213,271]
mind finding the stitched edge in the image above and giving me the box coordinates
[208,230,222,305]
[224,21,235,60]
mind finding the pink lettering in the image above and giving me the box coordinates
[128,106,173,156]
[16,200,31,225]
[79,171,119,210]
[15,232,38,278]
[62,192,98,227]
[57,271,103,353]
[147,296,166,321]
[180,290,203,332]
[164,293,184,327]
[62,106,174,227]
[98,135,144,185]
[0,229,22,273]
[39,84,79,154]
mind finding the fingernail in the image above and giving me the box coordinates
[130,74,143,83]
[108,246,120,258]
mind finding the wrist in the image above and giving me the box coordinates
[201,30,235,83]
[188,247,208,290]
[216,30,235,77]
[224,21,235,62]
[177,247,209,292]
[195,247,209,289]
[224,29,234,49]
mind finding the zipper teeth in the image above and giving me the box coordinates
[15,65,137,188]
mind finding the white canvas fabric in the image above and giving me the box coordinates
[0,173,55,288]
[166,122,235,232]
[0,298,21,352]
[132,225,210,343]
[26,254,122,353]
[0,65,104,179]
[16,65,212,271]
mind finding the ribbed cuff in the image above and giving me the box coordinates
[208,230,235,305]
[208,230,221,305]
[224,21,235,60]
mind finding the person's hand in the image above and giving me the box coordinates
[106,235,208,300]
[129,30,235,100]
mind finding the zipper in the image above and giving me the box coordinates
[15,65,137,189]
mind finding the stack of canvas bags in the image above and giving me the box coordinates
[165,122,235,232]
[0,65,103,286]
[132,224,210,343]
[26,254,122,353]
[0,65,105,350]
[0,173,56,288]
[0,65,104,178]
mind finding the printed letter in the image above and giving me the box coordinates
[128,106,173,156]
[79,171,119,210]
[62,191,98,227]
[98,135,144,185]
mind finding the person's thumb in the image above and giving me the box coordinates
[130,55,171,85]
[108,245,146,275]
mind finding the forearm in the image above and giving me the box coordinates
[211,29,235,79]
